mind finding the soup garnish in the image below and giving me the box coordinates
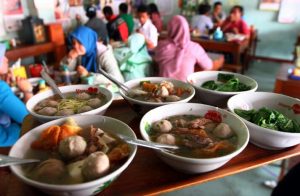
[24,118,130,185]
[128,81,191,103]
[201,73,251,92]
[148,113,238,158]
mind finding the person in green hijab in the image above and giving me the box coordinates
[114,33,152,81]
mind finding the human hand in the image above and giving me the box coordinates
[16,77,33,93]
[68,49,79,59]
[233,27,239,34]
[75,14,81,21]
[77,65,89,77]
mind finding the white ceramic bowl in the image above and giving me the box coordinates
[119,77,195,114]
[187,71,258,107]
[140,103,249,174]
[9,115,137,196]
[228,92,300,150]
[26,85,113,122]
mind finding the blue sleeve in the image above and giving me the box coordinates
[0,80,28,124]
[0,123,21,147]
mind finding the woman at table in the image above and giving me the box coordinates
[0,55,32,147]
[62,26,124,83]
[221,5,250,37]
[154,15,218,81]
[113,33,152,81]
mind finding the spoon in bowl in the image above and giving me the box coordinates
[0,154,40,167]
[41,69,66,99]
[98,68,148,97]
[116,134,179,153]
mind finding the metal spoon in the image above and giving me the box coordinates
[116,134,179,153]
[98,68,149,96]
[41,69,66,99]
[0,154,40,167]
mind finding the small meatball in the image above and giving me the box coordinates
[165,95,181,102]
[78,105,93,113]
[59,135,87,159]
[82,152,110,180]
[37,107,58,116]
[160,81,174,91]
[38,100,58,107]
[87,98,102,108]
[213,123,234,139]
[155,86,169,97]
[56,109,75,116]
[35,159,66,181]
[156,134,176,145]
[153,120,173,132]
[76,92,91,100]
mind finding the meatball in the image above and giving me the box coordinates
[37,107,58,116]
[153,120,173,132]
[56,109,75,116]
[35,159,66,181]
[76,92,91,100]
[39,100,59,107]
[87,98,102,108]
[165,95,181,102]
[156,134,176,145]
[213,123,234,139]
[59,135,87,159]
[82,152,110,180]
[78,105,93,113]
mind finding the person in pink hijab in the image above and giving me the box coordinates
[154,15,213,81]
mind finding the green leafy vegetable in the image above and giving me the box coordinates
[202,74,251,92]
[234,107,300,133]
[217,73,235,82]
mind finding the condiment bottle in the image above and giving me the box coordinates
[61,65,72,85]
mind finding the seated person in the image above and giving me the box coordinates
[191,4,214,36]
[211,1,226,26]
[103,6,128,42]
[0,54,32,147]
[85,5,108,45]
[119,3,134,35]
[147,3,163,33]
[221,5,250,36]
[154,15,220,81]
[62,26,124,82]
[136,5,158,50]
[114,33,152,81]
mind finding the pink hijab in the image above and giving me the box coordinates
[155,15,199,80]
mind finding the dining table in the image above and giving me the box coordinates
[159,32,249,66]
[274,63,300,99]
[1,100,300,196]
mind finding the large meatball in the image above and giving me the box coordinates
[76,92,91,100]
[35,159,66,182]
[153,120,173,132]
[165,95,180,102]
[39,100,59,107]
[82,152,110,180]
[87,98,102,108]
[59,135,87,159]
[56,109,75,116]
[156,134,176,145]
[213,123,234,139]
[78,105,93,113]
[37,107,58,116]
